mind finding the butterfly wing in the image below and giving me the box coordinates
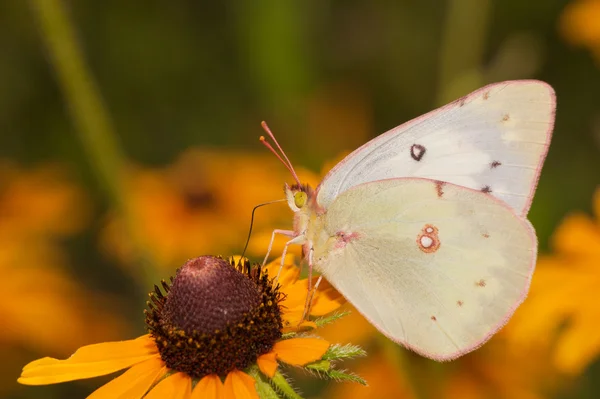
[311,178,536,360]
[315,80,555,216]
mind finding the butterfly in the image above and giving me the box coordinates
[260,80,555,361]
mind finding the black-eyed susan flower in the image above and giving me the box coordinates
[18,255,365,398]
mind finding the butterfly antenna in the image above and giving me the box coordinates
[260,121,302,186]
[240,199,287,263]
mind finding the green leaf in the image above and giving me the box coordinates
[314,311,351,328]
[322,344,367,361]
[325,369,368,386]
[305,360,331,372]
[302,364,367,386]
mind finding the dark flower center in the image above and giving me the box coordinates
[145,256,283,379]
[182,189,216,210]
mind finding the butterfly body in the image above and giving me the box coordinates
[265,80,555,361]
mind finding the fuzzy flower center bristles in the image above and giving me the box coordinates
[145,255,283,378]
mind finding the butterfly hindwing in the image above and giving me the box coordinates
[311,178,537,360]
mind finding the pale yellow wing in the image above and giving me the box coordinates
[312,178,536,360]
[316,80,555,217]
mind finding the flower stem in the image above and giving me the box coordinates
[28,0,159,289]
[248,367,284,399]
[270,371,304,399]
[436,0,491,105]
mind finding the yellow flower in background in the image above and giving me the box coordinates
[508,188,600,375]
[560,0,600,61]
[325,324,563,399]
[102,148,319,269]
[321,294,565,398]
[19,256,363,398]
[0,163,125,393]
[0,161,90,239]
[438,332,562,399]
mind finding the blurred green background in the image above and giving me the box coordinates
[2,0,600,398]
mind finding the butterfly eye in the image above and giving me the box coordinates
[294,191,307,208]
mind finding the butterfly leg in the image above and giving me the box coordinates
[262,229,295,267]
[301,245,319,321]
[276,234,305,280]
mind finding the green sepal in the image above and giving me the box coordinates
[322,343,367,361]
[314,311,351,328]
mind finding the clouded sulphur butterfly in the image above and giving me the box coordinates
[261,80,555,360]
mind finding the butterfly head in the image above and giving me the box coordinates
[284,183,313,212]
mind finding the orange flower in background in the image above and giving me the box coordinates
[320,278,566,398]
[0,163,125,392]
[508,188,600,375]
[19,256,362,398]
[102,148,319,270]
[324,316,564,399]
[0,161,90,239]
[560,0,600,62]
[322,351,416,399]
[439,332,562,399]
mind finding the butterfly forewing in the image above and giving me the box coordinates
[312,178,537,360]
[315,80,555,216]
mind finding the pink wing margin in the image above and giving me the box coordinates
[315,80,556,217]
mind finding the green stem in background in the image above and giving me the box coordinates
[436,0,492,105]
[29,0,159,291]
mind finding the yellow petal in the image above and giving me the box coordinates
[87,357,166,399]
[309,278,345,315]
[257,352,278,378]
[280,280,307,313]
[554,311,600,374]
[145,372,192,399]
[273,338,330,366]
[280,276,344,322]
[553,213,600,257]
[223,370,258,399]
[192,374,223,399]
[19,335,159,385]
[265,255,300,286]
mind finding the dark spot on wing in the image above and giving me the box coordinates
[476,279,486,287]
[490,161,502,169]
[502,114,510,122]
[410,144,426,161]
[457,300,464,307]
[483,91,490,100]
[482,233,490,238]
[481,185,492,193]
[435,181,445,198]
[431,316,437,321]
